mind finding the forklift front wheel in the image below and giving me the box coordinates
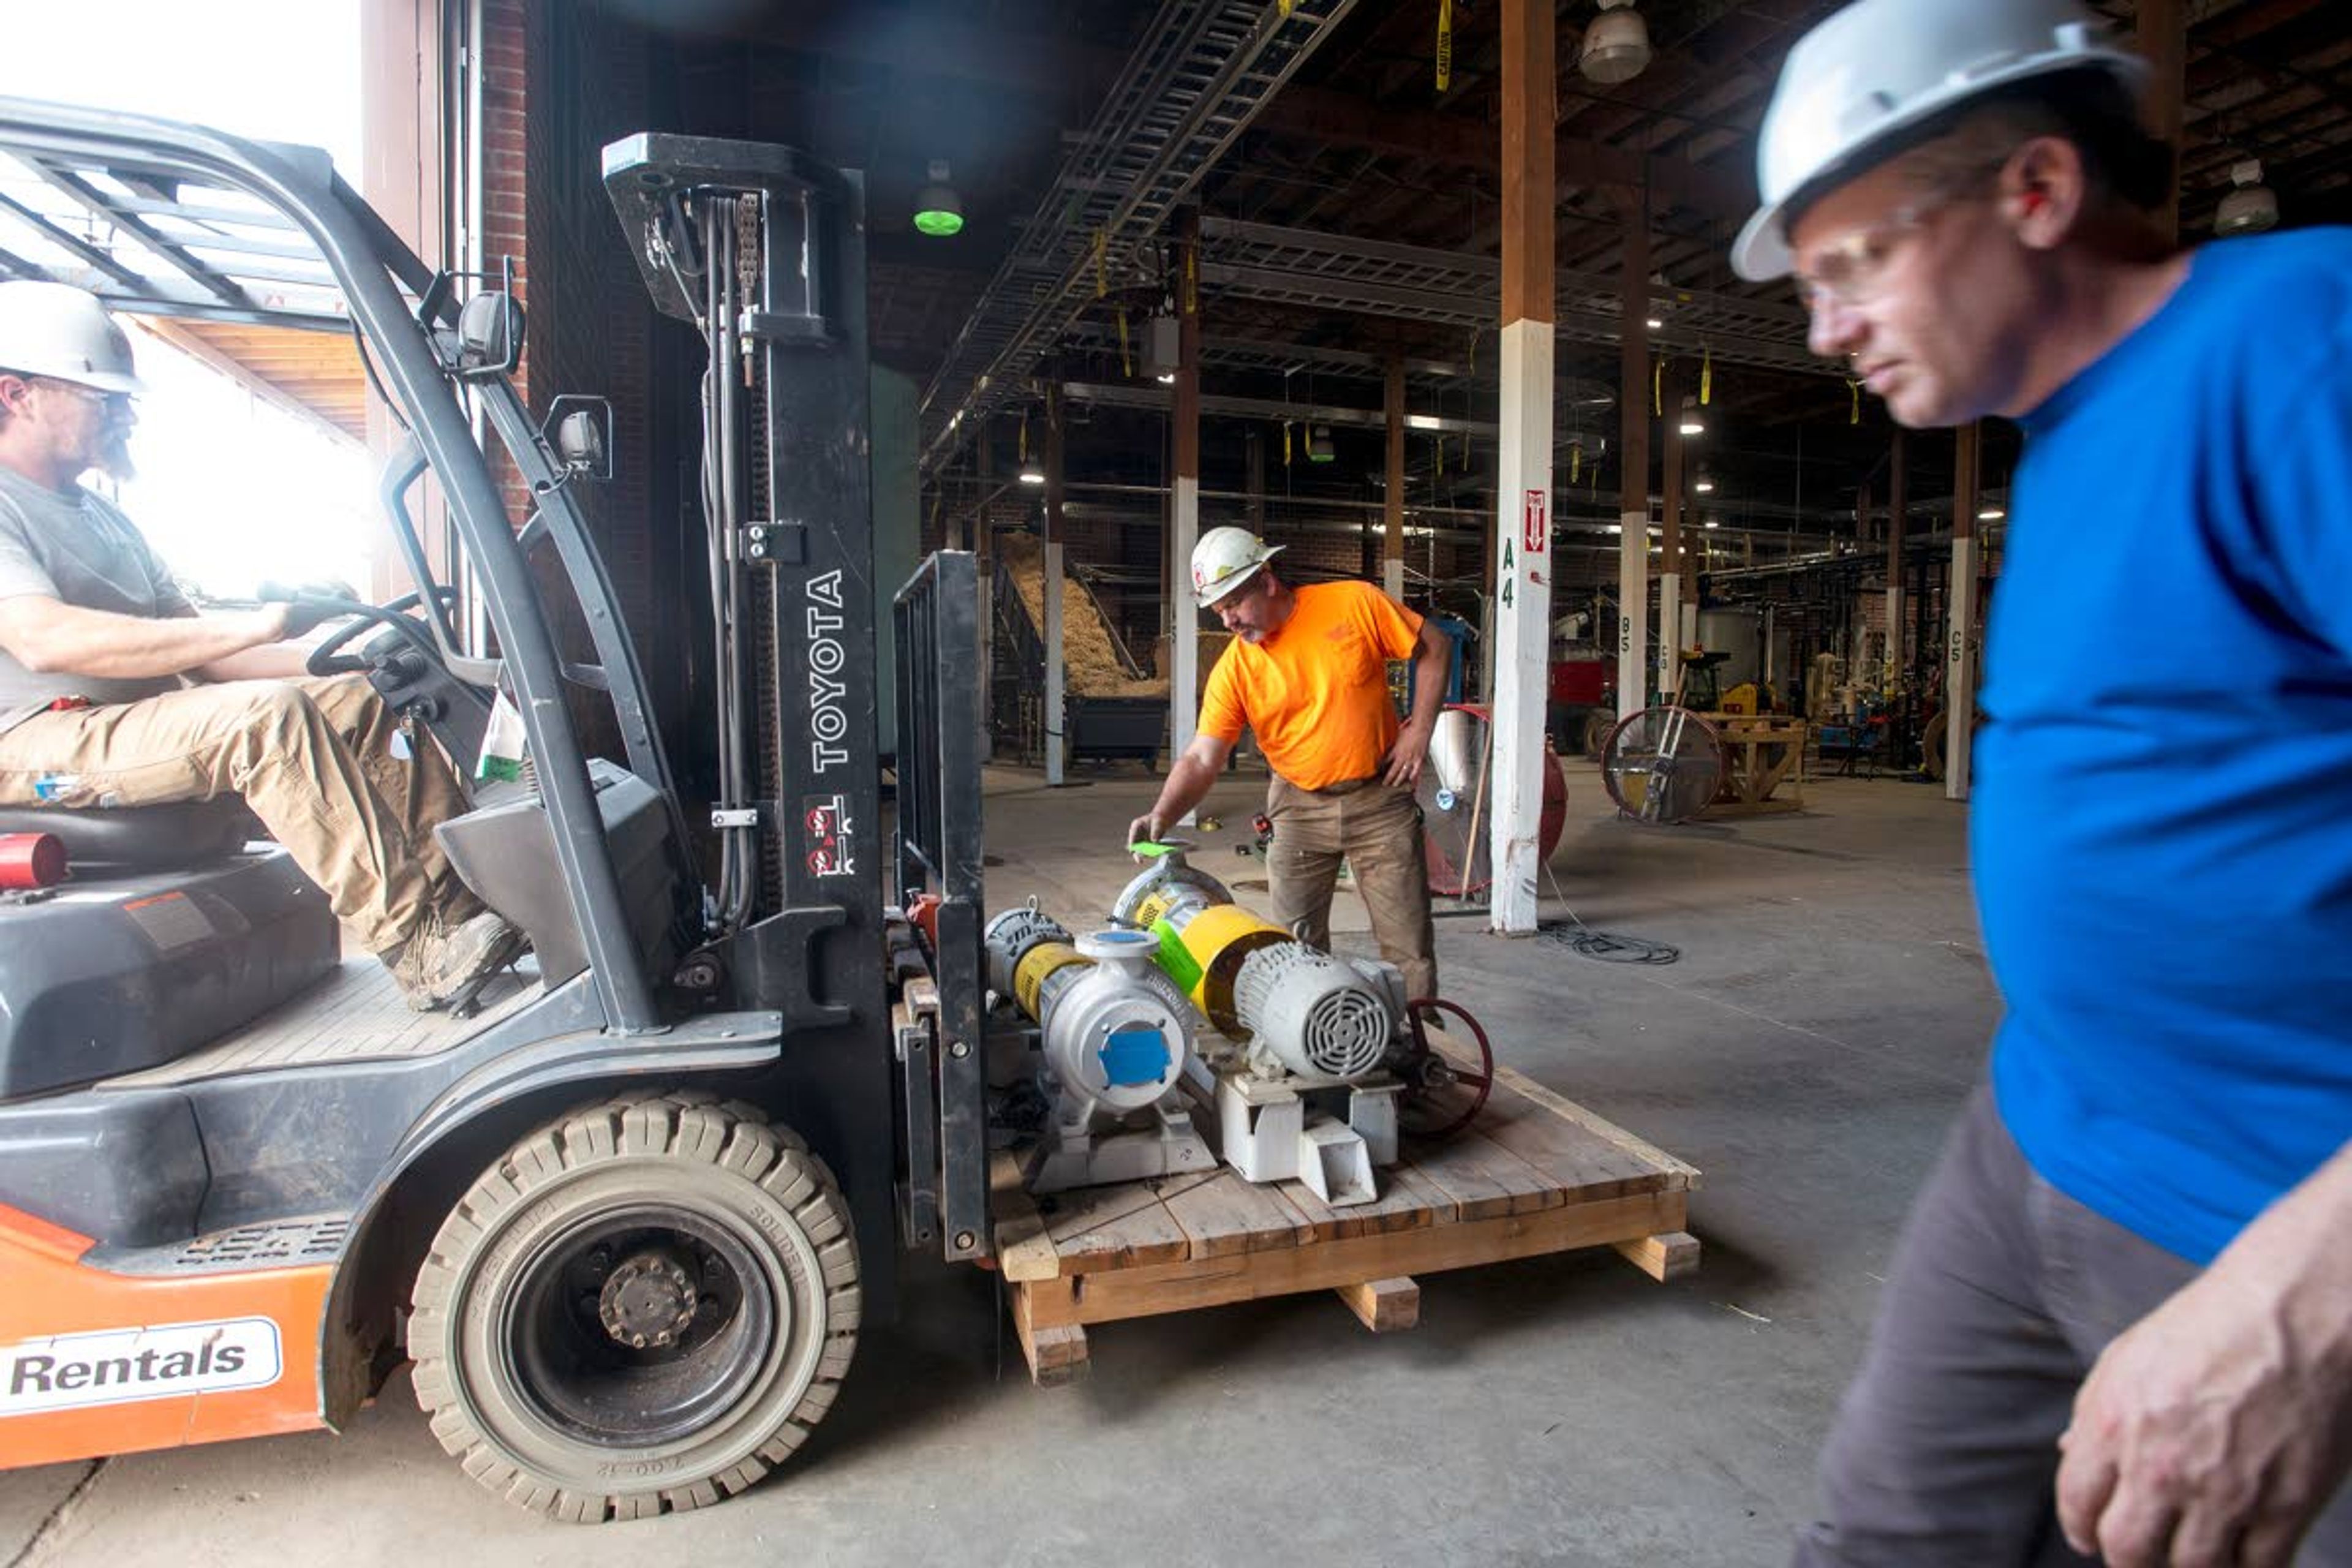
[408,1089,860,1522]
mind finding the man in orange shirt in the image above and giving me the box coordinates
[1128,526,1450,1000]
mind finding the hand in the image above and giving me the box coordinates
[2055,1253,2352,1567]
[257,580,356,640]
[1382,721,1434,790]
[1126,813,1163,853]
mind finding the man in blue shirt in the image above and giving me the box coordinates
[1734,2,2352,1564]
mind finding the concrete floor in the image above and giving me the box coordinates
[2,758,1997,1567]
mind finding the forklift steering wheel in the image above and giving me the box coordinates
[305,586,464,678]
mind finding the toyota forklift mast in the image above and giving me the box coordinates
[603,133,906,1288]
[600,132,989,1277]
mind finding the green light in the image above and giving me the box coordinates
[914,207,963,237]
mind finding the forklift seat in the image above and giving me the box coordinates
[0,797,257,873]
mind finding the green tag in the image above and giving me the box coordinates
[1150,916,1203,996]
[1128,840,1173,859]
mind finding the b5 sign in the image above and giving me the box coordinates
[1,1317,281,1414]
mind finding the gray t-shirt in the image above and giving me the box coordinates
[0,464,194,736]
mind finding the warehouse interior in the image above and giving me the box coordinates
[0,0,2347,1560]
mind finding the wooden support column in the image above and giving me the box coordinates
[1657,368,1683,703]
[2140,0,2187,245]
[1043,380,1067,786]
[1616,188,1651,722]
[1885,428,1906,690]
[1488,0,1556,937]
[1947,421,1982,801]
[1384,353,1407,601]
[1171,208,1203,807]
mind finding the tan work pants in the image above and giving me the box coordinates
[0,675,472,954]
[1264,772,1438,1001]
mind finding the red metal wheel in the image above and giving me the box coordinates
[1395,995,1496,1139]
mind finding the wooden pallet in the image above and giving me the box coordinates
[1703,713,1807,817]
[990,1049,1702,1382]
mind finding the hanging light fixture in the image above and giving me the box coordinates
[1678,395,1705,437]
[1580,0,1652,85]
[1693,466,1716,494]
[913,159,963,237]
[1306,423,1336,463]
[2215,160,2279,237]
[1017,415,1044,485]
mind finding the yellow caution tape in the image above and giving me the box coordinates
[1653,356,1664,417]
[1184,243,1198,315]
[1700,345,1714,405]
[1846,377,1862,424]
[1279,0,1294,16]
[1093,230,1108,299]
[1019,418,1029,463]
[1569,443,1581,484]
[1436,0,1453,91]
[1283,420,1292,467]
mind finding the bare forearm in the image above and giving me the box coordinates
[197,642,313,683]
[1409,638,1449,734]
[0,600,284,680]
[1148,752,1221,827]
[2212,1138,2352,1362]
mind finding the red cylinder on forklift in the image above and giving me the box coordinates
[0,833,66,889]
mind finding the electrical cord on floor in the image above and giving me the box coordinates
[1537,863,1682,965]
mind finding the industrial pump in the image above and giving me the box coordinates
[983,905,1216,1193]
[1110,846,1407,1205]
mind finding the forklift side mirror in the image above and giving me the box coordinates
[453,290,524,379]
[540,395,613,482]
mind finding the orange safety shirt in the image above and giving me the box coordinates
[1199,579,1423,791]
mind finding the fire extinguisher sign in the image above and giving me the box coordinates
[1523,488,1548,554]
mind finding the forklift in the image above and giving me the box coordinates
[0,100,989,1521]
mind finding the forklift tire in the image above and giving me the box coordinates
[408,1088,859,1522]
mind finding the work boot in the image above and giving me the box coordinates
[388,908,524,1012]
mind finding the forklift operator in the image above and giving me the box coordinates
[0,281,517,1011]
[1128,526,1448,1001]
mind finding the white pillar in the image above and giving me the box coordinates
[1945,537,1978,801]
[1657,571,1681,703]
[1044,540,1065,786]
[1383,558,1404,600]
[1488,319,1553,935]
[1618,521,1647,717]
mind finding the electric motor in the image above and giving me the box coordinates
[1232,942,1392,1080]
[984,903,1066,997]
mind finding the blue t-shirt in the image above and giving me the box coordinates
[1981,228,2352,1267]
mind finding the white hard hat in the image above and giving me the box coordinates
[1191,525,1284,608]
[1730,0,2147,281]
[0,281,147,396]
